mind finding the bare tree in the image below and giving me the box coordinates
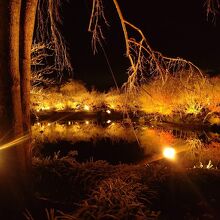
[89,0,203,99]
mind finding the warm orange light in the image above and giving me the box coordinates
[106,109,111,114]
[0,135,29,151]
[84,105,90,111]
[163,147,176,160]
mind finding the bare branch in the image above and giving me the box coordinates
[34,0,72,80]
[205,0,220,22]
[111,0,204,97]
[88,0,109,54]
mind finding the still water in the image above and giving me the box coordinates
[32,119,220,167]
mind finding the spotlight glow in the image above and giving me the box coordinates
[106,110,111,114]
[163,147,176,160]
[84,105,90,111]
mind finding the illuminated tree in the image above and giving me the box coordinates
[0,0,71,212]
[89,0,203,103]
[0,0,38,212]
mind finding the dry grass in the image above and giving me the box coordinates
[32,155,159,219]
[31,71,220,123]
[29,152,220,219]
[138,72,220,117]
[31,80,132,113]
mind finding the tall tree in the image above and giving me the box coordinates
[0,0,38,214]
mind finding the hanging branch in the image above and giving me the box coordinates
[33,0,72,83]
[88,0,109,54]
[205,0,220,21]
[31,42,55,86]
[89,0,204,98]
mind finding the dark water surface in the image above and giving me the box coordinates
[32,119,220,166]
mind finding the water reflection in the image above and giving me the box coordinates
[32,120,220,166]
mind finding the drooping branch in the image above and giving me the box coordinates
[90,0,204,97]
[88,0,109,54]
[112,0,204,95]
[34,0,72,80]
[205,0,220,21]
[31,42,56,86]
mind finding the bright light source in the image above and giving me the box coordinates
[48,123,51,126]
[163,147,176,160]
[42,106,50,110]
[85,120,89,125]
[84,105,90,111]
[106,110,111,114]
[68,121,71,125]
[107,120,111,124]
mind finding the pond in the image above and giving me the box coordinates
[32,118,220,167]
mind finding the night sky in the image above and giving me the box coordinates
[62,0,220,91]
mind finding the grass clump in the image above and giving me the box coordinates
[31,154,220,219]
[31,72,220,125]
[138,71,220,118]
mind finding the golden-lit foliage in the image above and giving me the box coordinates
[31,73,220,124]
[31,80,129,112]
[138,72,220,116]
[30,0,220,121]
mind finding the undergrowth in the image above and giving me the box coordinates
[31,72,220,124]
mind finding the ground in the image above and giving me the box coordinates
[14,155,220,220]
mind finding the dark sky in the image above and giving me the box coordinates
[62,0,220,91]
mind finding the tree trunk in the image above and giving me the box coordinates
[20,0,38,132]
[20,0,39,177]
[0,0,38,215]
[0,0,27,213]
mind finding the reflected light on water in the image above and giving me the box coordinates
[106,110,111,114]
[32,120,219,166]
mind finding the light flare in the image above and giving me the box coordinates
[0,135,30,151]
[106,109,111,114]
[163,147,176,160]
